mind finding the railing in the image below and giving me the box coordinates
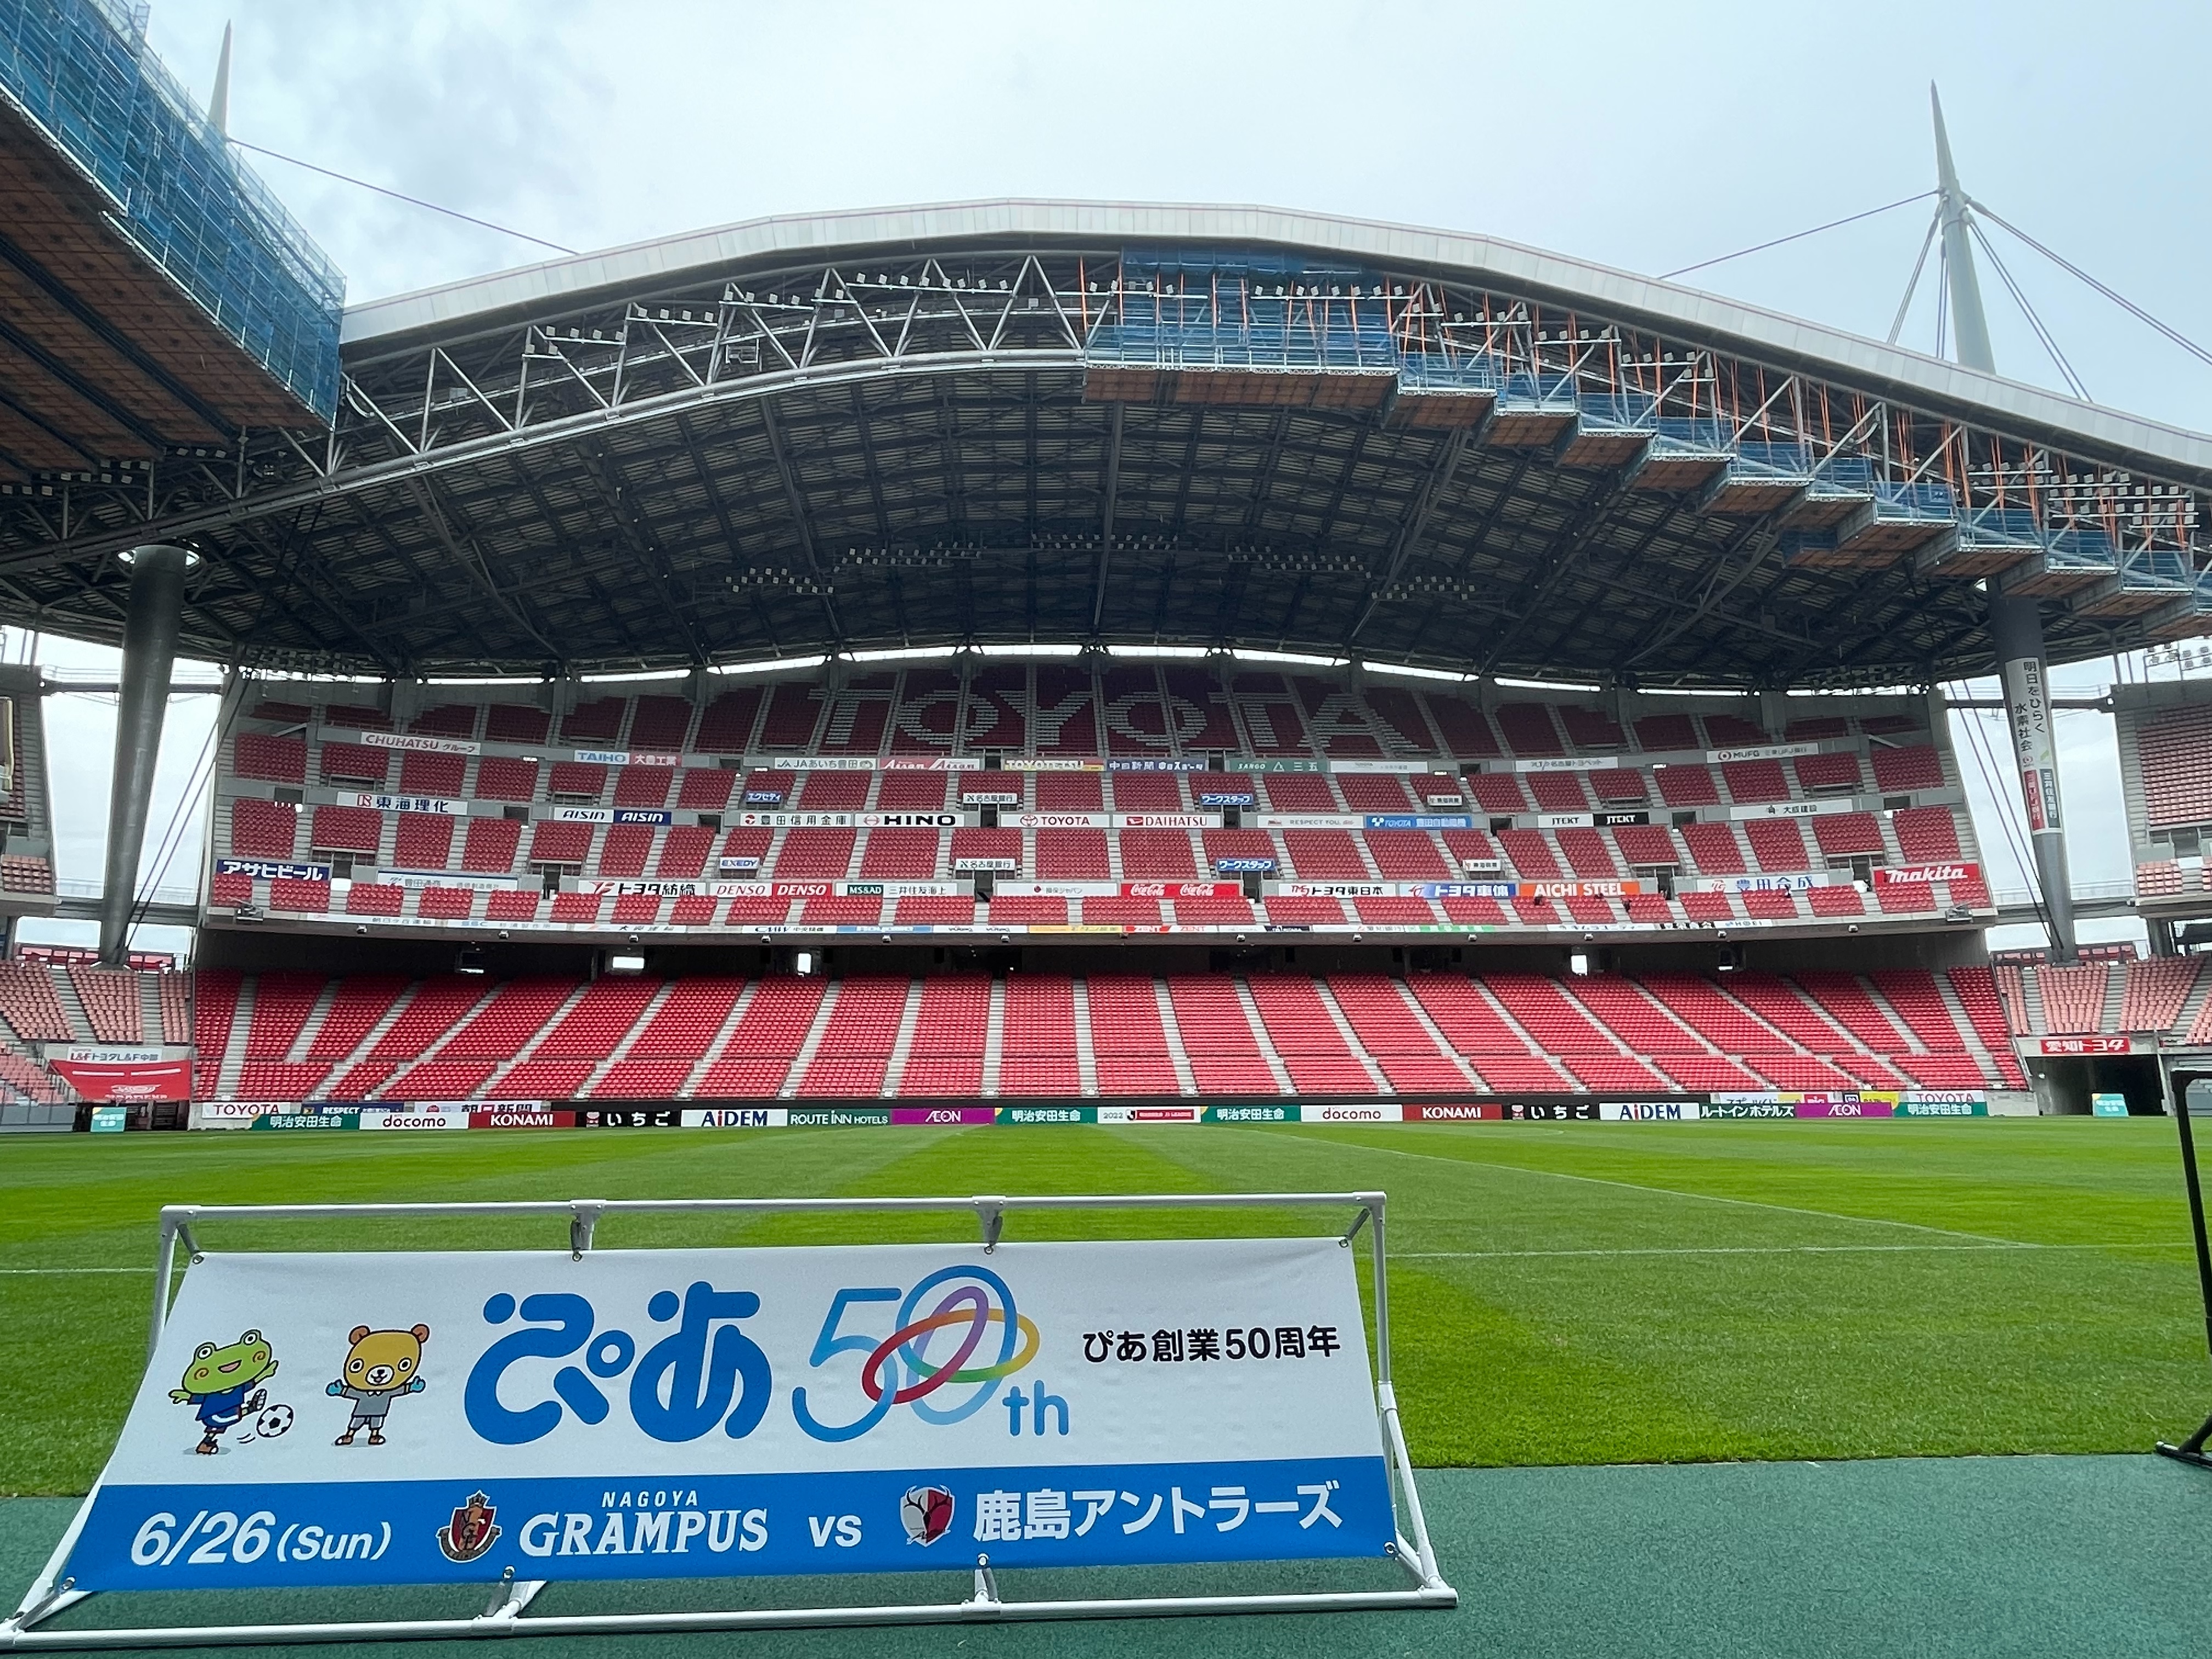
[0,0,343,417]
[53,877,200,907]
[1992,879,2138,908]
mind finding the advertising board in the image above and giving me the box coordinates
[67,1240,1392,1590]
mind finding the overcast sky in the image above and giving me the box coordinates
[22,0,2212,958]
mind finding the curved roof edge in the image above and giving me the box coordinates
[338,198,2212,484]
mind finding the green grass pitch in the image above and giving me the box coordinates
[2,1119,2206,1496]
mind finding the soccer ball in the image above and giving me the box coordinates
[254,1403,294,1440]
[900,1486,953,1546]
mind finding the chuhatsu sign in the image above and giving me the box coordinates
[16,1195,1450,1643]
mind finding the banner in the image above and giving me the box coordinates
[215,857,329,883]
[1708,742,1821,764]
[1792,1098,1892,1118]
[581,879,964,900]
[49,1054,191,1103]
[1726,798,1853,821]
[735,812,966,828]
[356,731,480,756]
[573,750,680,768]
[2000,655,2062,833]
[333,793,469,816]
[68,1242,1390,1590]
[1872,861,1978,886]
[1364,814,1471,831]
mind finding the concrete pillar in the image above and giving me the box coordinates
[1988,587,2077,963]
[1924,685,1951,760]
[1757,687,1788,740]
[98,544,194,965]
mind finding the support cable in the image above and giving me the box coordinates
[1969,200,2212,374]
[1887,209,1942,345]
[1968,220,2091,400]
[1952,684,2051,940]
[1657,190,1936,281]
[128,693,233,943]
[1934,241,1951,363]
[228,139,577,256]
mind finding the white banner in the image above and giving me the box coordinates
[1708,742,1820,764]
[1872,861,1979,886]
[2001,653,2063,835]
[1112,812,1221,828]
[66,1242,1389,1590]
[354,731,481,756]
[358,1108,470,1132]
[333,793,469,816]
[1511,755,1615,773]
[1725,797,1855,821]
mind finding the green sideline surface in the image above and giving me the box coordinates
[3,1120,2208,1496]
[7,1455,2207,1657]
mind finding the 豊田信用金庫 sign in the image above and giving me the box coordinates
[63,1240,1392,1590]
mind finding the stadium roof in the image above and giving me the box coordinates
[6,199,2212,689]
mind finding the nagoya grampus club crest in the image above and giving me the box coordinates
[436,1492,501,1562]
[900,1486,954,1546]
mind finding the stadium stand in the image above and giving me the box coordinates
[197,673,1987,950]
[158,961,2039,1104]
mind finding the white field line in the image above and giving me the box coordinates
[0,1266,147,1274]
[1399,1242,2193,1261]
[1235,1131,2048,1247]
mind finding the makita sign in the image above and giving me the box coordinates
[1874,861,1978,885]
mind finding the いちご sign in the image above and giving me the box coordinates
[64,1239,1390,1592]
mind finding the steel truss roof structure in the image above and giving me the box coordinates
[6,202,2212,689]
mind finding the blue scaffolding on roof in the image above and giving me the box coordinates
[0,0,344,422]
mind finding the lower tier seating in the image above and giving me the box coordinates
[184,964,2034,1101]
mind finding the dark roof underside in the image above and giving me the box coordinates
[4,206,2208,687]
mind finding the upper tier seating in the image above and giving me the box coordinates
[214,677,1976,943]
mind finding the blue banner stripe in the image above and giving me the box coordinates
[70,1457,1394,1589]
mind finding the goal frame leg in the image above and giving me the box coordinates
[2157,1054,2212,1470]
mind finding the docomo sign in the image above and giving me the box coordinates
[67,1240,1392,1590]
